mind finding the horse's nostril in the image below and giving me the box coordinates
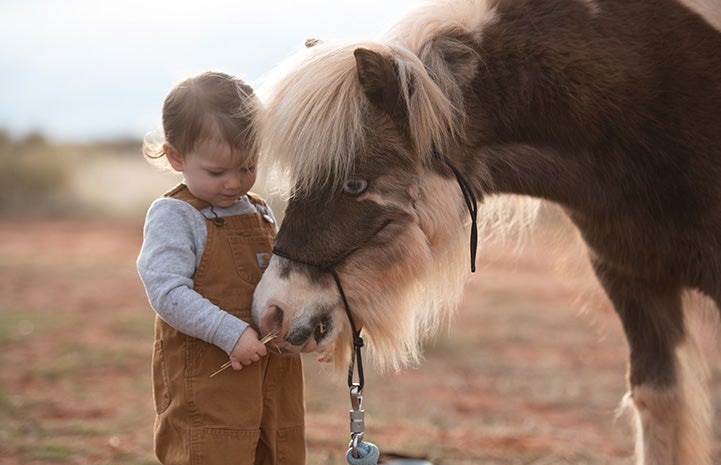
[270,305,284,327]
[261,305,284,335]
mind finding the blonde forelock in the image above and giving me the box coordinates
[257,34,465,197]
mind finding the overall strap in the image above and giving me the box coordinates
[246,191,267,207]
[247,192,276,225]
[164,183,210,211]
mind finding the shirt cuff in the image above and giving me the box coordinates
[213,314,250,355]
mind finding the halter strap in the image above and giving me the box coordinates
[433,151,478,273]
[271,150,477,389]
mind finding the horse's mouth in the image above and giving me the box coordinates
[269,314,334,355]
[313,315,332,344]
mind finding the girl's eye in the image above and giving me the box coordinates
[342,178,368,196]
[209,171,224,177]
[242,165,256,174]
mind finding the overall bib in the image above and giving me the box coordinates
[152,185,306,465]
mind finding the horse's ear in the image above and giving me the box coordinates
[425,34,479,88]
[354,48,407,122]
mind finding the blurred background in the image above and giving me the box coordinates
[1,1,719,465]
[1,0,420,219]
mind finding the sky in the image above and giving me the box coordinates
[1,0,422,142]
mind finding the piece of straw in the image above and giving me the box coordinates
[209,331,279,378]
[259,331,280,345]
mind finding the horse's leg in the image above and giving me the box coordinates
[592,259,711,465]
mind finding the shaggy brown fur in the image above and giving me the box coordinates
[252,1,721,463]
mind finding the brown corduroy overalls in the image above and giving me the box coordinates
[152,184,306,465]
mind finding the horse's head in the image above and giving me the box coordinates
[252,40,473,372]
[252,3,536,372]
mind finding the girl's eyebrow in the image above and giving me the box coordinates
[199,159,231,169]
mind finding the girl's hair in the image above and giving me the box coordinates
[143,71,260,170]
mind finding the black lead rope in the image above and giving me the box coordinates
[272,246,367,457]
[273,151,477,459]
[433,151,478,273]
[330,269,365,390]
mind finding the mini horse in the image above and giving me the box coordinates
[251,1,721,463]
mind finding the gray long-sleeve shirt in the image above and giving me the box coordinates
[137,194,276,354]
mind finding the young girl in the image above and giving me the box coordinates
[137,71,305,465]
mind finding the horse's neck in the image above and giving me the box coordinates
[457,9,701,212]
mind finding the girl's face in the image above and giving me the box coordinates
[164,137,256,208]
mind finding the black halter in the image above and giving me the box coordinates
[433,150,478,272]
[272,216,393,389]
[271,151,478,389]
[271,244,373,390]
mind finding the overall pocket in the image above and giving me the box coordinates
[186,338,264,429]
[191,427,261,465]
[151,340,171,414]
[276,425,306,465]
[227,233,273,285]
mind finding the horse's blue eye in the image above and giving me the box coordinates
[343,178,368,196]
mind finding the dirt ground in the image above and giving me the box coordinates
[0,216,719,465]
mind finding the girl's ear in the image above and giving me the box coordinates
[163,143,184,172]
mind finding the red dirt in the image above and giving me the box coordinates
[0,217,719,465]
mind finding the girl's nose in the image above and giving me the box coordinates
[224,173,243,190]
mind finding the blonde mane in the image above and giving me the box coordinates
[255,0,540,371]
[257,0,496,197]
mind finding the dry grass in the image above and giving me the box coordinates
[1,217,719,465]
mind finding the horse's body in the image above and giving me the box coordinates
[251,0,721,463]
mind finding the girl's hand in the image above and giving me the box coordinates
[229,328,268,370]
